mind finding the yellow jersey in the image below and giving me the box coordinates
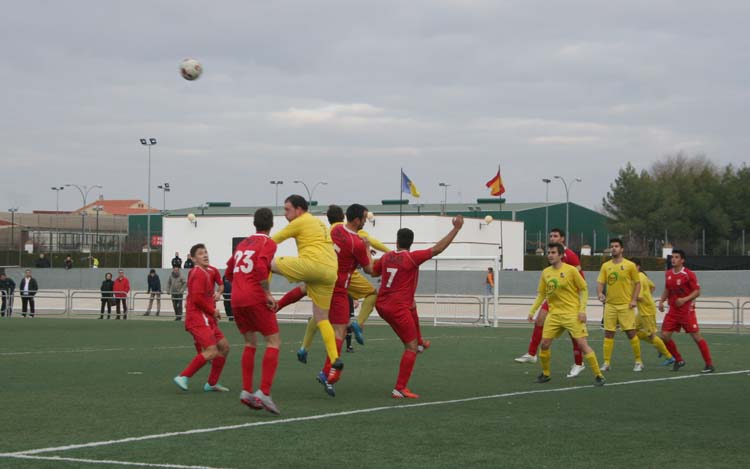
[530,263,587,316]
[637,272,657,316]
[597,258,639,305]
[329,223,391,254]
[272,212,337,267]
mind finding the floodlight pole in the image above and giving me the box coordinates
[140,138,157,268]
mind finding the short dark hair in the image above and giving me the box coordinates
[547,242,564,255]
[285,195,308,211]
[254,208,274,231]
[149,269,156,274]
[105,272,112,279]
[672,249,686,260]
[609,238,623,248]
[397,228,414,250]
[190,243,206,258]
[346,204,368,223]
[326,205,345,224]
[632,258,641,267]
[550,228,566,239]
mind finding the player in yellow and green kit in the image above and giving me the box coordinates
[632,259,675,366]
[596,238,642,372]
[271,195,343,379]
[529,243,605,386]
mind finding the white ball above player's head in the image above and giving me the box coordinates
[366,211,375,221]
[484,215,493,224]
[180,58,203,81]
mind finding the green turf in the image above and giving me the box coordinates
[1,318,748,468]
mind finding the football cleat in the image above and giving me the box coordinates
[566,364,586,378]
[672,360,686,372]
[661,357,676,366]
[173,375,189,391]
[600,362,611,372]
[417,340,431,353]
[296,348,308,364]
[701,365,715,374]
[204,383,230,392]
[254,389,281,415]
[240,390,263,410]
[316,371,335,397]
[536,373,551,383]
[594,375,606,387]
[350,320,365,345]
[514,353,538,364]
[392,388,420,399]
[633,362,644,372]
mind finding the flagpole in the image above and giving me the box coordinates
[399,168,403,229]
[498,163,504,270]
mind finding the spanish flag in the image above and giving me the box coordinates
[486,168,505,196]
[401,170,420,197]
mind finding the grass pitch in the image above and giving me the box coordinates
[1,318,748,468]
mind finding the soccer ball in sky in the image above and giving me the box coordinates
[180,58,203,81]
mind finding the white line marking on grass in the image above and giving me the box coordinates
[8,369,748,457]
[0,454,231,468]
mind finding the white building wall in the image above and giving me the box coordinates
[162,214,524,271]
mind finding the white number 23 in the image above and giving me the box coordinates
[233,250,255,273]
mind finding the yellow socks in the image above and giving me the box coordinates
[584,351,603,377]
[301,317,318,350]
[603,337,614,364]
[651,335,672,359]
[317,319,339,362]
[539,348,551,376]
[357,293,377,326]
[629,335,642,363]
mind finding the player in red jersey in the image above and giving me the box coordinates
[515,228,585,378]
[173,243,230,392]
[373,215,463,399]
[225,208,282,414]
[316,204,375,395]
[658,249,714,373]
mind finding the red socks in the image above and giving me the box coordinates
[697,339,713,366]
[277,286,306,310]
[528,325,543,356]
[322,338,344,375]
[665,339,683,362]
[395,350,417,390]
[181,354,207,378]
[207,356,226,386]
[242,346,257,392]
[571,337,583,366]
[261,347,280,395]
[410,308,423,345]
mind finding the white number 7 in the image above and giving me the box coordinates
[385,267,398,288]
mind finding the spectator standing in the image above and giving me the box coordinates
[19,269,38,318]
[91,256,100,269]
[35,254,51,268]
[113,270,130,320]
[222,275,233,321]
[1,272,16,317]
[145,269,162,316]
[167,266,187,321]
[171,252,183,269]
[64,255,74,270]
[183,255,195,270]
[100,272,114,319]
[486,267,495,296]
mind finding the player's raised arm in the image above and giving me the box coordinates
[359,230,391,253]
[430,215,464,256]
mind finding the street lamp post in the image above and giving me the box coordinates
[293,180,327,204]
[140,138,157,269]
[542,178,551,240]
[553,176,582,238]
[93,204,103,250]
[65,184,103,258]
[51,186,64,254]
[438,182,450,216]
[8,208,18,253]
[157,183,171,213]
[269,180,283,208]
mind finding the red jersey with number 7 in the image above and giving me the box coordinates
[331,223,371,292]
[374,248,433,310]
[225,234,277,307]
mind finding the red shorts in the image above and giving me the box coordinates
[378,304,418,344]
[187,322,225,349]
[661,310,700,333]
[329,290,351,325]
[233,303,279,336]
[540,300,549,312]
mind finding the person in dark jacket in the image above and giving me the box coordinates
[183,255,194,270]
[63,255,74,270]
[35,254,51,268]
[100,272,114,319]
[171,252,183,269]
[145,269,162,316]
[222,275,233,321]
[19,269,38,318]
[0,272,16,317]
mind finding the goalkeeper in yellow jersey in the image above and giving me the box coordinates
[632,259,675,366]
[270,195,342,380]
[529,243,605,386]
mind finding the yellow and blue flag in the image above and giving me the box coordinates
[401,170,420,197]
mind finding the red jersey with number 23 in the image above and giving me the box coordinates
[665,267,699,315]
[225,234,277,307]
[374,248,433,311]
[331,224,370,292]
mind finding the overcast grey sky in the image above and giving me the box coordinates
[2,0,748,213]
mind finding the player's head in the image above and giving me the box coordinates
[283,195,308,221]
[396,228,415,250]
[253,208,274,233]
[671,249,686,267]
[547,242,564,264]
[346,204,368,231]
[105,272,112,280]
[632,258,643,272]
[549,228,566,244]
[609,238,623,257]
[326,205,345,224]
[190,243,209,267]
[488,267,493,272]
